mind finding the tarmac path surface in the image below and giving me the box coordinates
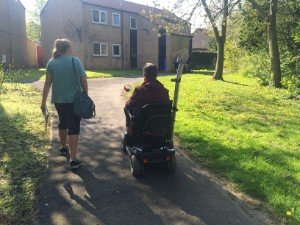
[33,78,273,225]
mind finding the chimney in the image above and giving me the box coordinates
[119,0,124,9]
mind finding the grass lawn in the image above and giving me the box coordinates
[2,67,142,83]
[1,68,298,224]
[0,83,49,224]
[86,69,141,78]
[154,72,299,224]
[2,68,46,83]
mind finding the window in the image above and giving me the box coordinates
[112,13,121,26]
[92,9,107,24]
[92,10,99,23]
[100,11,107,24]
[201,40,207,46]
[93,43,108,56]
[112,44,121,57]
[93,43,100,55]
[130,17,137,30]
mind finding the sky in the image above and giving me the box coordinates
[20,0,207,29]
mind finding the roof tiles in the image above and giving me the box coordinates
[82,0,164,15]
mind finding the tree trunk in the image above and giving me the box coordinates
[268,0,282,88]
[213,38,225,80]
[212,0,228,80]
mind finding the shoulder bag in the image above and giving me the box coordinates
[72,58,96,119]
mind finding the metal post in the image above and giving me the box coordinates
[170,53,185,140]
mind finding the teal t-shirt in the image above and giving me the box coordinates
[46,56,86,103]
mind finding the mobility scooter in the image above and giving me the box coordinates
[123,53,186,177]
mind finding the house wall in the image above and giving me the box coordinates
[82,4,123,69]
[27,39,37,67]
[166,34,191,72]
[192,29,209,51]
[41,0,84,64]
[82,4,158,70]
[136,16,159,69]
[40,0,188,71]
[0,0,28,66]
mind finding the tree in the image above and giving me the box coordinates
[173,0,240,80]
[26,21,41,41]
[201,0,230,80]
[26,0,47,41]
[28,0,47,24]
[247,0,282,88]
[206,28,218,52]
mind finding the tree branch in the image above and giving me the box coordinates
[211,0,240,22]
[186,0,201,22]
[247,0,267,18]
[200,0,220,41]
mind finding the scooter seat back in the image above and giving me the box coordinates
[139,102,172,148]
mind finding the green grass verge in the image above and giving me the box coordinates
[132,73,299,224]
[2,68,142,83]
[86,69,141,78]
[0,83,49,224]
[2,68,46,83]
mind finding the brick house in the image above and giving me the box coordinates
[0,0,28,66]
[40,0,192,72]
[192,28,209,52]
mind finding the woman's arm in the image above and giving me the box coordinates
[81,76,88,95]
[125,88,140,114]
[41,72,52,110]
[75,57,88,95]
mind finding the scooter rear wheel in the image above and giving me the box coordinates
[130,155,142,177]
[167,155,177,173]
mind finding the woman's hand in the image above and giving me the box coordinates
[81,76,88,95]
[41,103,46,110]
[41,103,46,114]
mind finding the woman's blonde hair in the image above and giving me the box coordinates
[52,39,71,59]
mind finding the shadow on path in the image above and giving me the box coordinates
[36,78,272,225]
[0,103,48,224]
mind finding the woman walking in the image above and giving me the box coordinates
[41,39,88,170]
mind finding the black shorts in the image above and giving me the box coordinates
[54,103,81,135]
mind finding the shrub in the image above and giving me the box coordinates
[239,51,270,86]
[224,40,245,73]
[237,50,300,98]
[281,51,300,90]
[188,52,217,70]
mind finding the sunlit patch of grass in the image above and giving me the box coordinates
[86,69,141,79]
[2,67,46,83]
[155,72,299,225]
[0,83,49,224]
[2,67,142,83]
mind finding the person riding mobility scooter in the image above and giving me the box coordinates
[123,53,186,177]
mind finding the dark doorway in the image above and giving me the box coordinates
[130,30,137,68]
[158,28,167,71]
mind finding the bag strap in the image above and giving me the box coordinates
[72,57,82,91]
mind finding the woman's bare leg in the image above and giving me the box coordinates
[59,129,68,148]
[69,135,79,160]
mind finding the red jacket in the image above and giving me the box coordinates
[125,79,170,117]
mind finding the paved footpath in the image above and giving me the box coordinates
[33,78,273,225]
